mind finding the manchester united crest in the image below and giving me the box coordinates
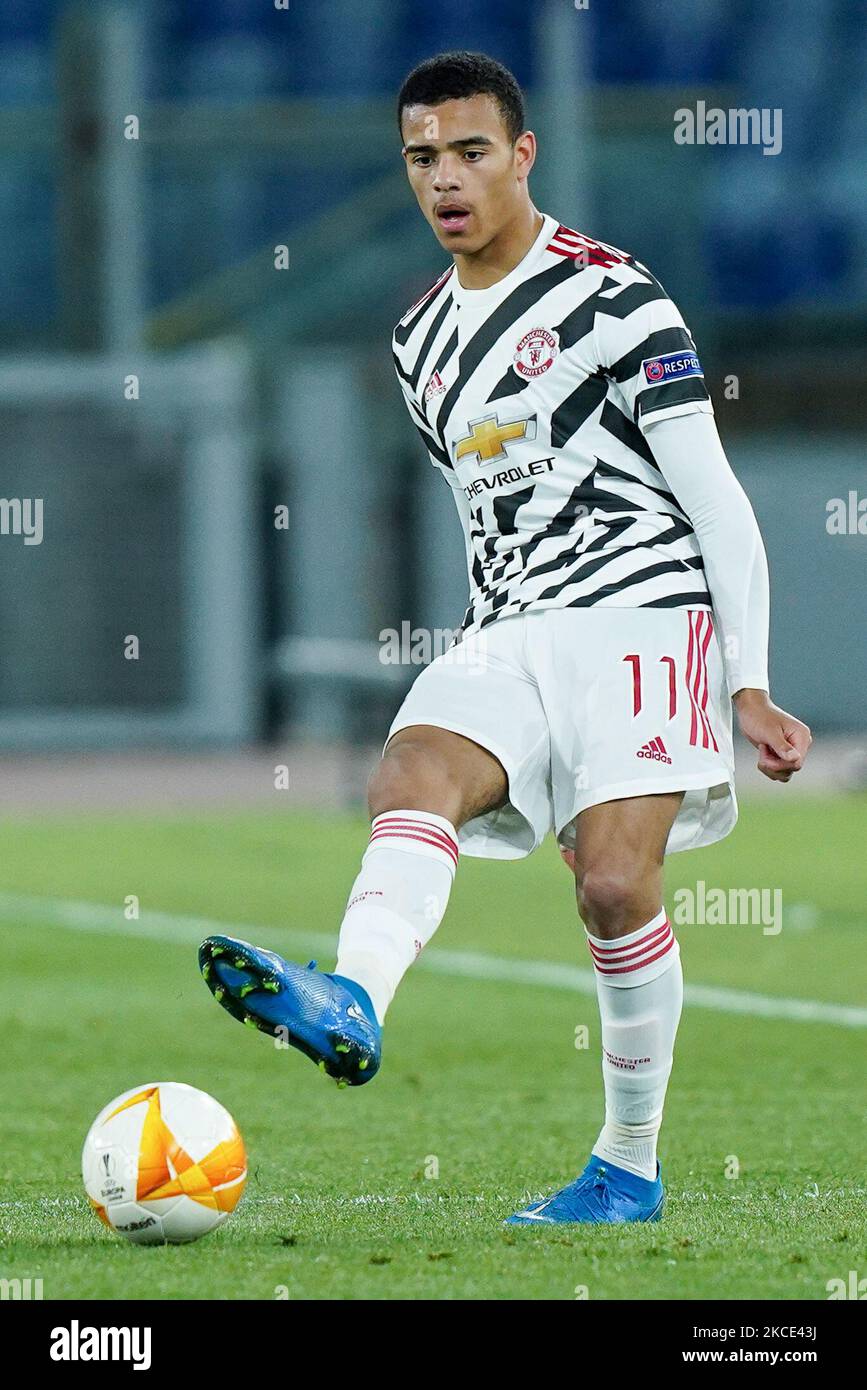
[513,327,559,379]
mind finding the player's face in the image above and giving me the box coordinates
[400,94,535,254]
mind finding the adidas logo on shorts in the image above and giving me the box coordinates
[636,736,672,764]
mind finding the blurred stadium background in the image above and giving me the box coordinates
[0,0,865,798]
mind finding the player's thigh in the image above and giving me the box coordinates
[571,791,684,882]
[374,723,509,827]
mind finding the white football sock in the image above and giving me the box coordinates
[334,810,458,1025]
[585,909,683,1181]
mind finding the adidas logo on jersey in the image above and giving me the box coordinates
[424,370,446,401]
[636,736,672,764]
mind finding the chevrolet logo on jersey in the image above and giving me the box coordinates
[453,413,537,466]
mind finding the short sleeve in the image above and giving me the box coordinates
[593,283,713,433]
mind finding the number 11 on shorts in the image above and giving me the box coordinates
[623,653,677,721]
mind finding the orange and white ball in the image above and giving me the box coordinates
[82,1082,246,1245]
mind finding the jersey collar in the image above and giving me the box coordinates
[450,212,557,311]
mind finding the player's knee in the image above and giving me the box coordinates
[367,739,463,825]
[576,865,647,935]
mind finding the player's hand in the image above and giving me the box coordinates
[733,689,812,782]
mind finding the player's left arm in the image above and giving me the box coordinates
[644,411,812,782]
[593,275,811,783]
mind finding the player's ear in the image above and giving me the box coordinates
[514,130,537,181]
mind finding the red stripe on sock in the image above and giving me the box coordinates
[372,815,459,858]
[370,821,458,852]
[592,935,675,976]
[366,822,461,856]
[587,921,671,964]
[370,823,458,857]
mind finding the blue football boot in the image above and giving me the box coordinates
[505,1155,664,1225]
[198,934,381,1087]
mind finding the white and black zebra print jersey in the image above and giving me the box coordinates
[392,212,715,637]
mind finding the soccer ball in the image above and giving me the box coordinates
[82,1082,246,1245]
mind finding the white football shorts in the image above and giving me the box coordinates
[384,607,737,860]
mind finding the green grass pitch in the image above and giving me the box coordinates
[1,796,865,1300]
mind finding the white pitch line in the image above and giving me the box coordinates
[1,891,864,1030]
